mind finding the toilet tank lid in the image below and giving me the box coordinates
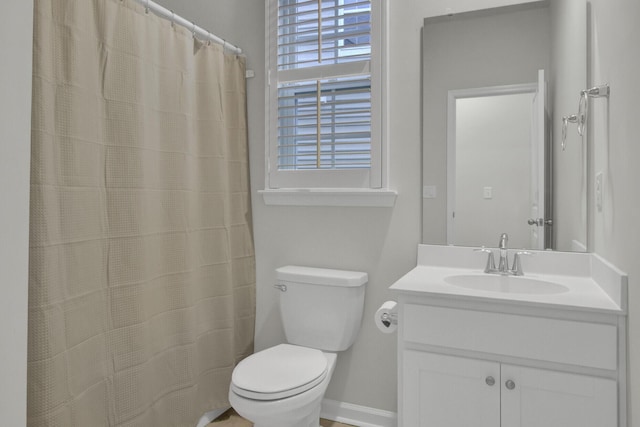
[276,265,368,287]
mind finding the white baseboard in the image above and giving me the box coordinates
[321,398,397,427]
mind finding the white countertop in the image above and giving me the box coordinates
[389,245,627,315]
[390,265,623,313]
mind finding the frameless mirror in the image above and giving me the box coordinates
[421,0,587,251]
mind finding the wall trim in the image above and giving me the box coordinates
[321,398,397,427]
[259,188,397,207]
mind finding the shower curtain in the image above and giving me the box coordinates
[28,0,255,425]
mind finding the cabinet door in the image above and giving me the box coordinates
[501,365,617,427]
[402,351,500,427]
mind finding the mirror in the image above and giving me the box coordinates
[421,0,587,251]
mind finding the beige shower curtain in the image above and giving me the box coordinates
[28,0,255,425]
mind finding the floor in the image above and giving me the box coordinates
[210,408,357,427]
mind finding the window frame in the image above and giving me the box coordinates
[266,0,384,190]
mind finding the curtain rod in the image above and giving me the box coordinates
[131,0,243,54]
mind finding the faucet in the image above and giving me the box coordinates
[497,233,509,273]
[475,233,534,276]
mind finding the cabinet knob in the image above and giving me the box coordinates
[505,379,516,390]
[485,376,495,386]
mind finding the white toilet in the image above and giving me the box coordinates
[229,265,368,427]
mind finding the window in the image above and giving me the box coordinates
[267,0,382,189]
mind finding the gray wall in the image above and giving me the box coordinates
[421,4,551,245]
[588,0,640,423]
[0,1,33,425]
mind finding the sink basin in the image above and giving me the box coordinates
[444,274,570,295]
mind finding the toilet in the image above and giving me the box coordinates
[229,265,368,427]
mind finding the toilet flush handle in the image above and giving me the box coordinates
[273,283,288,292]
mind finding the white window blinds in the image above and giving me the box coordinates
[277,76,371,170]
[278,0,372,70]
[268,0,380,188]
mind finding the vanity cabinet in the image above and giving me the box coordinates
[396,302,624,427]
[390,244,627,427]
[403,351,617,427]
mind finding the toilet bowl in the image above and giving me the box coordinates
[229,344,337,427]
[228,266,367,427]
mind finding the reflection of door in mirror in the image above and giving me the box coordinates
[447,76,547,249]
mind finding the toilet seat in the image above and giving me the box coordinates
[231,344,328,401]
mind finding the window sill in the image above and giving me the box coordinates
[259,188,397,207]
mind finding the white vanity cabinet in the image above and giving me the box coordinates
[403,351,617,427]
[390,245,628,427]
[397,301,624,427]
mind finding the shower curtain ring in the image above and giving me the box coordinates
[144,0,150,14]
[170,11,175,28]
[192,22,197,39]
[207,32,212,46]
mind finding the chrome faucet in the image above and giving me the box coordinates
[497,233,509,273]
[475,233,534,276]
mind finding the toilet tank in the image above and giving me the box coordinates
[276,266,368,352]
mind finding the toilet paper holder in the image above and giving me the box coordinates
[380,312,398,328]
[375,300,398,333]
